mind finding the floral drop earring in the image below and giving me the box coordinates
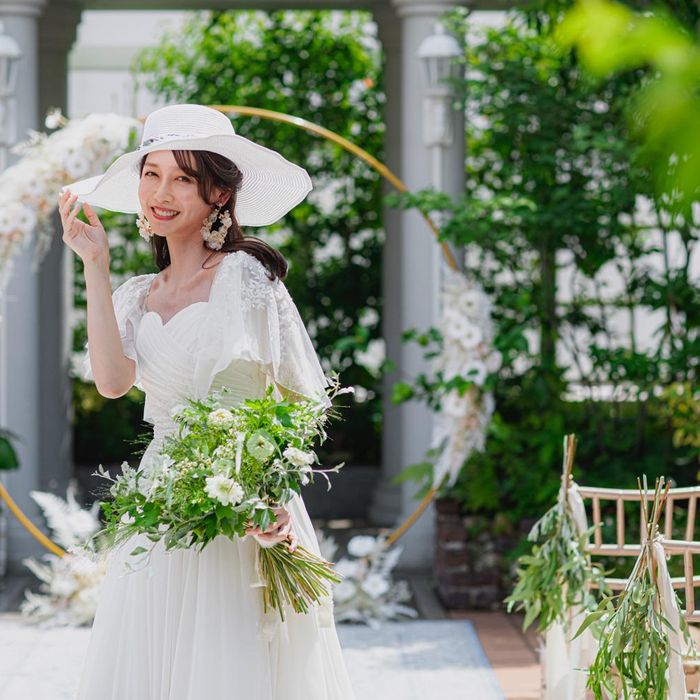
[200,205,232,250]
[136,211,154,241]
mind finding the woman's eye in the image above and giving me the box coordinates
[143,171,190,182]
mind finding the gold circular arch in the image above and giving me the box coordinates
[1,104,456,556]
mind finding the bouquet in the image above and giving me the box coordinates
[95,375,352,621]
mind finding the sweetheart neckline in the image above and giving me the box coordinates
[141,252,233,327]
[142,301,209,328]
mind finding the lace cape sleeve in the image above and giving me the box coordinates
[193,251,332,406]
[81,274,154,389]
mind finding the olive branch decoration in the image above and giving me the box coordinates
[574,476,696,700]
[506,434,608,633]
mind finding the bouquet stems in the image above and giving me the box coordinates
[257,539,341,621]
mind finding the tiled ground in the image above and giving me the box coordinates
[452,611,541,700]
[1,572,542,699]
[0,614,506,700]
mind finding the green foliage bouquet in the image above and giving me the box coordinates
[96,377,351,621]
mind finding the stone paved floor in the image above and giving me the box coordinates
[0,614,506,700]
[452,612,541,700]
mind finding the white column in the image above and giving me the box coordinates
[0,0,48,570]
[37,0,82,495]
[372,0,464,569]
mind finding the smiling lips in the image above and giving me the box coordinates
[151,206,180,221]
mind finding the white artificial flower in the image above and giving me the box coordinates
[484,350,503,374]
[456,289,482,316]
[44,108,64,130]
[333,580,358,604]
[49,574,77,599]
[283,446,315,468]
[208,408,235,428]
[461,359,487,387]
[205,474,244,506]
[15,206,37,235]
[453,319,484,350]
[347,535,379,558]
[334,557,362,579]
[354,338,385,377]
[361,573,391,599]
[63,153,91,178]
[246,431,276,463]
[441,390,469,418]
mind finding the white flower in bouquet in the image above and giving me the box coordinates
[99,378,349,622]
[299,466,313,486]
[246,431,276,462]
[283,446,315,468]
[208,408,236,428]
[211,457,235,476]
[205,474,245,506]
[347,535,380,558]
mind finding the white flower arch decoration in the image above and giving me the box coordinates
[0,109,139,296]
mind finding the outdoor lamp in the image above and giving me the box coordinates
[417,22,461,93]
[417,22,461,149]
[0,21,20,100]
[0,20,20,157]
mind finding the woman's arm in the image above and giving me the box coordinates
[83,258,137,398]
[59,190,135,399]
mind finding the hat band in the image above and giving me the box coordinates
[139,133,205,150]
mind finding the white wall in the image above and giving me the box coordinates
[68,10,191,119]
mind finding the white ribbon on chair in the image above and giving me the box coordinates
[651,538,688,700]
[543,482,597,700]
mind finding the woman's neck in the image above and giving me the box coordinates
[163,239,221,290]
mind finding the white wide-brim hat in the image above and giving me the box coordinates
[66,103,312,227]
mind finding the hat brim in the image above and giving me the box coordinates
[66,133,312,227]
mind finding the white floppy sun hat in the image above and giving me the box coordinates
[66,103,313,227]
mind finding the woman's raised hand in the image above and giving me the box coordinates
[58,190,109,264]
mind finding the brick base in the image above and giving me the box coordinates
[434,498,511,610]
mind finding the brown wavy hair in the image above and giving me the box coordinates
[138,150,287,281]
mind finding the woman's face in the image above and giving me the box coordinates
[137,149,227,240]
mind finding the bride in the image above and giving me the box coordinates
[59,103,356,699]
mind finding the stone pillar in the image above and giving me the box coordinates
[37,1,82,495]
[370,2,404,527]
[0,0,49,570]
[371,0,465,569]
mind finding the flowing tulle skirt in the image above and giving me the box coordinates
[77,493,356,700]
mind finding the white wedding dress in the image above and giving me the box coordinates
[77,250,356,700]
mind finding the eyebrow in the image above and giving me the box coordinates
[143,161,191,173]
